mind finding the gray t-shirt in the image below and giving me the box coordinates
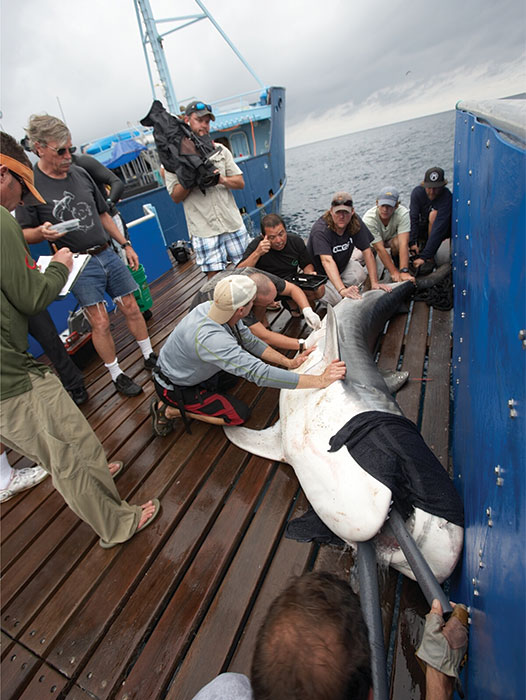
[15,164,109,253]
[192,673,253,700]
[157,302,299,390]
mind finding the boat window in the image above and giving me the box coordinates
[230,131,250,158]
[214,136,231,152]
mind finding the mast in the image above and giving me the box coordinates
[133,0,265,115]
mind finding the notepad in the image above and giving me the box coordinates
[36,253,91,297]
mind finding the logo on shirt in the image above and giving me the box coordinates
[332,242,350,254]
[52,191,94,232]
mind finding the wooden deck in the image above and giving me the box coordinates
[1,257,452,700]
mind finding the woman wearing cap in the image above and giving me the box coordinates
[150,275,346,436]
[307,192,391,306]
[409,167,452,274]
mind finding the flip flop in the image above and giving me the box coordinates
[150,398,175,437]
[99,498,161,549]
[109,460,124,478]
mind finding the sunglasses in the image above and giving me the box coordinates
[47,145,77,156]
[193,102,212,112]
[10,170,29,198]
[332,199,353,208]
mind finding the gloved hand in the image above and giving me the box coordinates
[416,599,469,679]
[302,307,322,330]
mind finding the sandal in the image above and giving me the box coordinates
[150,399,175,437]
[99,498,161,548]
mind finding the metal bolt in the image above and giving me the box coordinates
[462,289,467,296]
[468,169,472,175]
[508,398,518,418]
[461,312,466,318]
[474,589,480,596]
[479,561,485,568]
[464,260,468,267]
[460,337,463,343]
[458,356,462,362]
[486,139,491,148]
[467,199,471,206]
[465,234,469,239]
[471,125,475,131]
[519,330,526,340]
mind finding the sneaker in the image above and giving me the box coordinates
[70,386,89,405]
[144,352,158,370]
[114,373,143,397]
[0,466,49,503]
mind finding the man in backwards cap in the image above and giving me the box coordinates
[362,187,415,282]
[0,131,159,545]
[150,275,346,436]
[409,167,452,274]
[307,191,391,306]
[165,100,249,279]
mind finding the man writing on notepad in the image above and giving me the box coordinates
[15,114,157,397]
[0,131,160,544]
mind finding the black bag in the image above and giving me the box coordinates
[140,100,220,193]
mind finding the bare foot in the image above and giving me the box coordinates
[138,500,157,529]
[108,462,121,476]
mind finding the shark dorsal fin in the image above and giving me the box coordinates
[323,303,340,363]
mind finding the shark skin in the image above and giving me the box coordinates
[225,282,464,583]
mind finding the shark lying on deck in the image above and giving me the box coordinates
[225,282,464,583]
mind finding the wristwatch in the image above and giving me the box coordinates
[400,267,410,273]
[121,241,132,249]
[298,339,305,351]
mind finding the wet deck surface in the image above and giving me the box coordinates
[1,257,452,699]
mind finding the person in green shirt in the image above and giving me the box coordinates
[0,132,159,546]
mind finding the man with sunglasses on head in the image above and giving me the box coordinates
[307,192,391,306]
[165,101,249,279]
[15,114,157,397]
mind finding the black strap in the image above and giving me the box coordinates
[153,368,193,434]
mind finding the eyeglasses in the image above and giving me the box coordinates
[193,102,212,112]
[10,171,29,198]
[47,145,77,156]
[332,199,353,208]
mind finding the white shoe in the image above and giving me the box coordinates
[0,466,49,503]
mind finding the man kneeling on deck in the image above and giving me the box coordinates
[150,275,345,436]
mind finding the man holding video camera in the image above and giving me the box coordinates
[164,100,249,279]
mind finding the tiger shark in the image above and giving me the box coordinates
[225,282,463,583]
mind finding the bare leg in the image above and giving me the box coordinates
[115,293,149,341]
[163,403,228,426]
[83,303,118,364]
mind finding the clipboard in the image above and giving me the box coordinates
[36,253,91,297]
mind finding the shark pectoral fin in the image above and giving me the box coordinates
[223,421,285,462]
[322,304,341,364]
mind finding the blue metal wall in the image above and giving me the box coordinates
[451,107,525,699]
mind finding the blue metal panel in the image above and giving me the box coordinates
[451,106,526,699]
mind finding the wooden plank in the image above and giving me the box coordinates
[1,637,42,699]
[165,467,300,700]
[17,662,70,698]
[21,423,226,660]
[396,302,430,424]
[110,458,275,700]
[420,309,452,469]
[227,491,313,676]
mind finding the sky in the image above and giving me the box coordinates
[1,0,525,149]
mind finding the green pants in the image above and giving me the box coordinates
[0,372,141,545]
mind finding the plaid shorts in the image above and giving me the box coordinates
[192,225,250,272]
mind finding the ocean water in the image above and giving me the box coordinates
[281,110,455,237]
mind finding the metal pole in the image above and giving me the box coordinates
[389,509,452,615]
[357,541,389,700]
